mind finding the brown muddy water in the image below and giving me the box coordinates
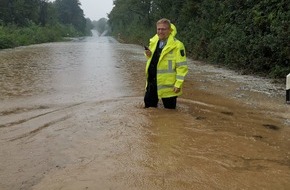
[0,31,289,190]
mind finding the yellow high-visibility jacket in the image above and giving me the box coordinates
[145,23,188,99]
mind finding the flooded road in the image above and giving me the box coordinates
[0,32,290,190]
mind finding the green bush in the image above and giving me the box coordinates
[0,23,82,50]
[0,35,15,49]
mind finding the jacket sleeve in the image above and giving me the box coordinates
[175,41,188,88]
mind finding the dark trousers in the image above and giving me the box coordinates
[144,82,177,109]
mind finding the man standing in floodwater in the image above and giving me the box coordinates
[144,18,188,109]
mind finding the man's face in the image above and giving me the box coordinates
[157,23,171,41]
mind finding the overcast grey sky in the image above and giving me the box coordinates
[80,0,114,21]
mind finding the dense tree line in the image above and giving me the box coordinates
[108,0,290,78]
[92,18,110,35]
[0,0,93,49]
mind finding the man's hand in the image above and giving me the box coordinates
[173,87,180,93]
[145,50,152,57]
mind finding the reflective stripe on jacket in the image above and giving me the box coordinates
[145,23,188,99]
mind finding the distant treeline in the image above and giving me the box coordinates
[0,0,97,49]
[108,0,290,78]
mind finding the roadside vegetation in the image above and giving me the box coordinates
[0,0,94,49]
[108,0,290,79]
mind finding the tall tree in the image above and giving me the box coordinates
[54,0,86,33]
[39,0,48,26]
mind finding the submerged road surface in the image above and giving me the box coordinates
[0,32,290,190]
